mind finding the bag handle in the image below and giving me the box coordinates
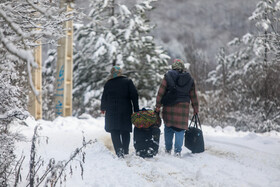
[189,115,196,127]
[195,114,202,129]
[189,114,202,130]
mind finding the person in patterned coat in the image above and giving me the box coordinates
[155,59,199,156]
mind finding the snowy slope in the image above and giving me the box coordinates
[74,0,259,64]
[13,116,280,187]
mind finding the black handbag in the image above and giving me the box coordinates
[184,114,205,153]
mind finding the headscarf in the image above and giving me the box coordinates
[109,66,122,79]
[171,59,185,71]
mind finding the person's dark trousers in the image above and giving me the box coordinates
[110,130,130,157]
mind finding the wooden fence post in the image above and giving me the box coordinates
[55,0,74,117]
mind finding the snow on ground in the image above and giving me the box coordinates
[13,115,280,187]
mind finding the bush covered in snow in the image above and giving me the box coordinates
[202,0,280,132]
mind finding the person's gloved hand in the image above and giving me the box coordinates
[155,107,161,113]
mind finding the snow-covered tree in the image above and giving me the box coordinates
[184,41,211,93]
[73,0,115,116]
[0,0,78,120]
[73,0,169,116]
[0,133,16,186]
[120,1,170,101]
[0,46,29,185]
[248,0,280,100]
[42,49,57,120]
[0,1,78,185]
[206,0,280,132]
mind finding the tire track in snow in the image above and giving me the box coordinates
[206,137,280,171]
[207,138,277,154]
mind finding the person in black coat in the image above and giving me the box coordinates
[101,66,139,158]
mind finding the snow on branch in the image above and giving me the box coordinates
[142,0,154,10]
[0,31,37,68]
[0,1,81,101]
[119,4,131,20]
[0,109,29,120]
[25,0,62,18]
[0,7,26,38]
[276,1,280,10]
[0,31,40,99]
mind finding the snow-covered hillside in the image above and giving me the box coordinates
[74,0,259,64]
[13,116,280,187]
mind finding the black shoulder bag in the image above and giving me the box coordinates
[184,114,205,153]
[161,73,177,106]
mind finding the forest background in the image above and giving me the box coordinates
[63,0,279,132]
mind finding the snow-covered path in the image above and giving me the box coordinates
[13,116,280,187]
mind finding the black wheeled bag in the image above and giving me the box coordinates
[133,126,160,158]
[184,114,205,153]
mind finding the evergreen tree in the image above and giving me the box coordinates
[206,0,280,132]
[0,50,28,185]
[42,49,57,120]
[73,0,169,116]
[249,0,280,101]
[73,0,115,116]
[120,0,170,101]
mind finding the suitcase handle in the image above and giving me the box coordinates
[189,114,202,129]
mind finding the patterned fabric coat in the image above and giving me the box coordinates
[156,77,199,130]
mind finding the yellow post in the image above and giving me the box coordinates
[28,42,42,119]
[55,0,73,117]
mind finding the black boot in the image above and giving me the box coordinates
[116,148,124,158]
